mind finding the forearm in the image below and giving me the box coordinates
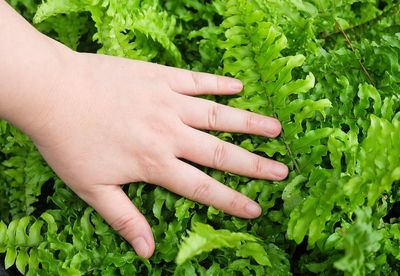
[0,1,72,135]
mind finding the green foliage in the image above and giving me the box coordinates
[334,207,385,276]
[33,0,183,64]
[176,223,268,266]
[2,0,400,274]
[0,122,53,220]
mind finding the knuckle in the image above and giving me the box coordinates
[213,142,227,168]
[229,193,243,210]
[139,156,168,183]
[245,114,258,132]
[216,76,222,91]
[148,120,168,137]
[191,71,201,93]
[254,156,264,175]
[72,181,104,202]
[191,182,212,202]
[207,103,220,130]
[73,188,92,204]
[110,213,141,235]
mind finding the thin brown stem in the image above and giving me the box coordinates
[335,20,375,86]
[323,3,399,39]
[280,131,301,174]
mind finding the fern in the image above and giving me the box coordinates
[34,0,183,65]
[176,223,262,265]
[0,123,53,219]
[2,0,400,274]
[217,0,331,175]
[0,216,43,274]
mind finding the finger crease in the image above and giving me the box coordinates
[213,143,226,169]
[192,182,211,202]
[111,214,139,234]
[254,157,263,175]
[191,71,201,94]
[229,194,242,210]
[246,115,256,132]
[208,104,219,130]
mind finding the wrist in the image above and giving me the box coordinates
[0,1,77,138]
[0,38,76,138]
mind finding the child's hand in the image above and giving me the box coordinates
[0,2,288,257]
[27,52,288,258]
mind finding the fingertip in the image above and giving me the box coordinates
[131,234,155,258]
[218,76,243,94]
[273,163,289,180]
[267,118,282,137]
[228,78,243,93]
[84,187,156,259]
[130,223,155,258]
[146,235,156,258]
[244,201,262,218]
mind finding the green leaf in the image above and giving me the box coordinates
[176,223,258,265]
[27,220,43,246]
[0,221,7,247]
[16,249,29,274]
[5,247,17,269]
[334,208,383,275]
[236,242,271,266]
[6,220,18,245]
[15,216,30,245]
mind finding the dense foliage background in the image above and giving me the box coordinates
[1,0,400,275]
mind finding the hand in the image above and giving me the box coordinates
[27,52,288,258]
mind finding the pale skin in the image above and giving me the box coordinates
[0,1,288,258]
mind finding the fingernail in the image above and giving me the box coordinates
[265,119,281,137]
[274,164,288,179]
[245,202,262,217]
[132,237,149,258]
[230,79,243,92]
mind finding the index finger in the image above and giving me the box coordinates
[164,67,243,95]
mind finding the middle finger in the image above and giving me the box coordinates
[177,96,282,137]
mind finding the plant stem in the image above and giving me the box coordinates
[335,20,375,86]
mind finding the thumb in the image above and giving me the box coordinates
[81,185,155,258]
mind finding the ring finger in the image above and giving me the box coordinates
[177,127,288,180]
